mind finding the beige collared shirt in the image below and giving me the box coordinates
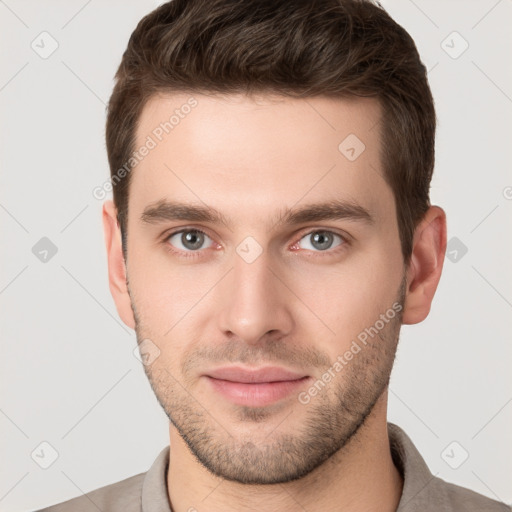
[38,422,510,511]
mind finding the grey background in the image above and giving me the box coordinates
[1,0,511,511]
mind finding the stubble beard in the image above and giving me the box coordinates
[130,278,405,484]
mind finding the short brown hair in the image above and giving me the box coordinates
[106,0,435,265]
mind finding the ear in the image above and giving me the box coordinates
[402,205,447,325]
[102,200,135,329]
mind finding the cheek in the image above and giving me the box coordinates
[128,249,221,331]
[288,253,401,343]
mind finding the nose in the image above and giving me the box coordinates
[216,246,294,345]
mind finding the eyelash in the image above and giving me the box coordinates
[162,227,350,260]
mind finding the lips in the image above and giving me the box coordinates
[203,366,311,407]
[205,366,307,383]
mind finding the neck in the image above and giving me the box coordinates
[167,393,403,512]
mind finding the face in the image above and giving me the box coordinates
[121,93,407,484]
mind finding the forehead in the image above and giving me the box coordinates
[130,92,394,228]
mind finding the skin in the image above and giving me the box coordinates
[103,93,447,512]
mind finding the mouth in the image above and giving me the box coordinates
[203,366,311,407]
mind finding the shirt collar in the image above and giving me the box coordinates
[389,422,447,511]
[142,445,172,512]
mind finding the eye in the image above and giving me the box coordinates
[166,229,214,252]
[296,230,345,252]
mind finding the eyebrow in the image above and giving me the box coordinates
[140,198,374,229]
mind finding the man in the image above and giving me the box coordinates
[39,0,509,511]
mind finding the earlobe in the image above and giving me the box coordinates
[102,200,136,330]
[402,206,447,325]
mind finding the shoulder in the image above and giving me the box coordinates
[36,471,145,512]
[388,423,510,512]
[431,475,511,512]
